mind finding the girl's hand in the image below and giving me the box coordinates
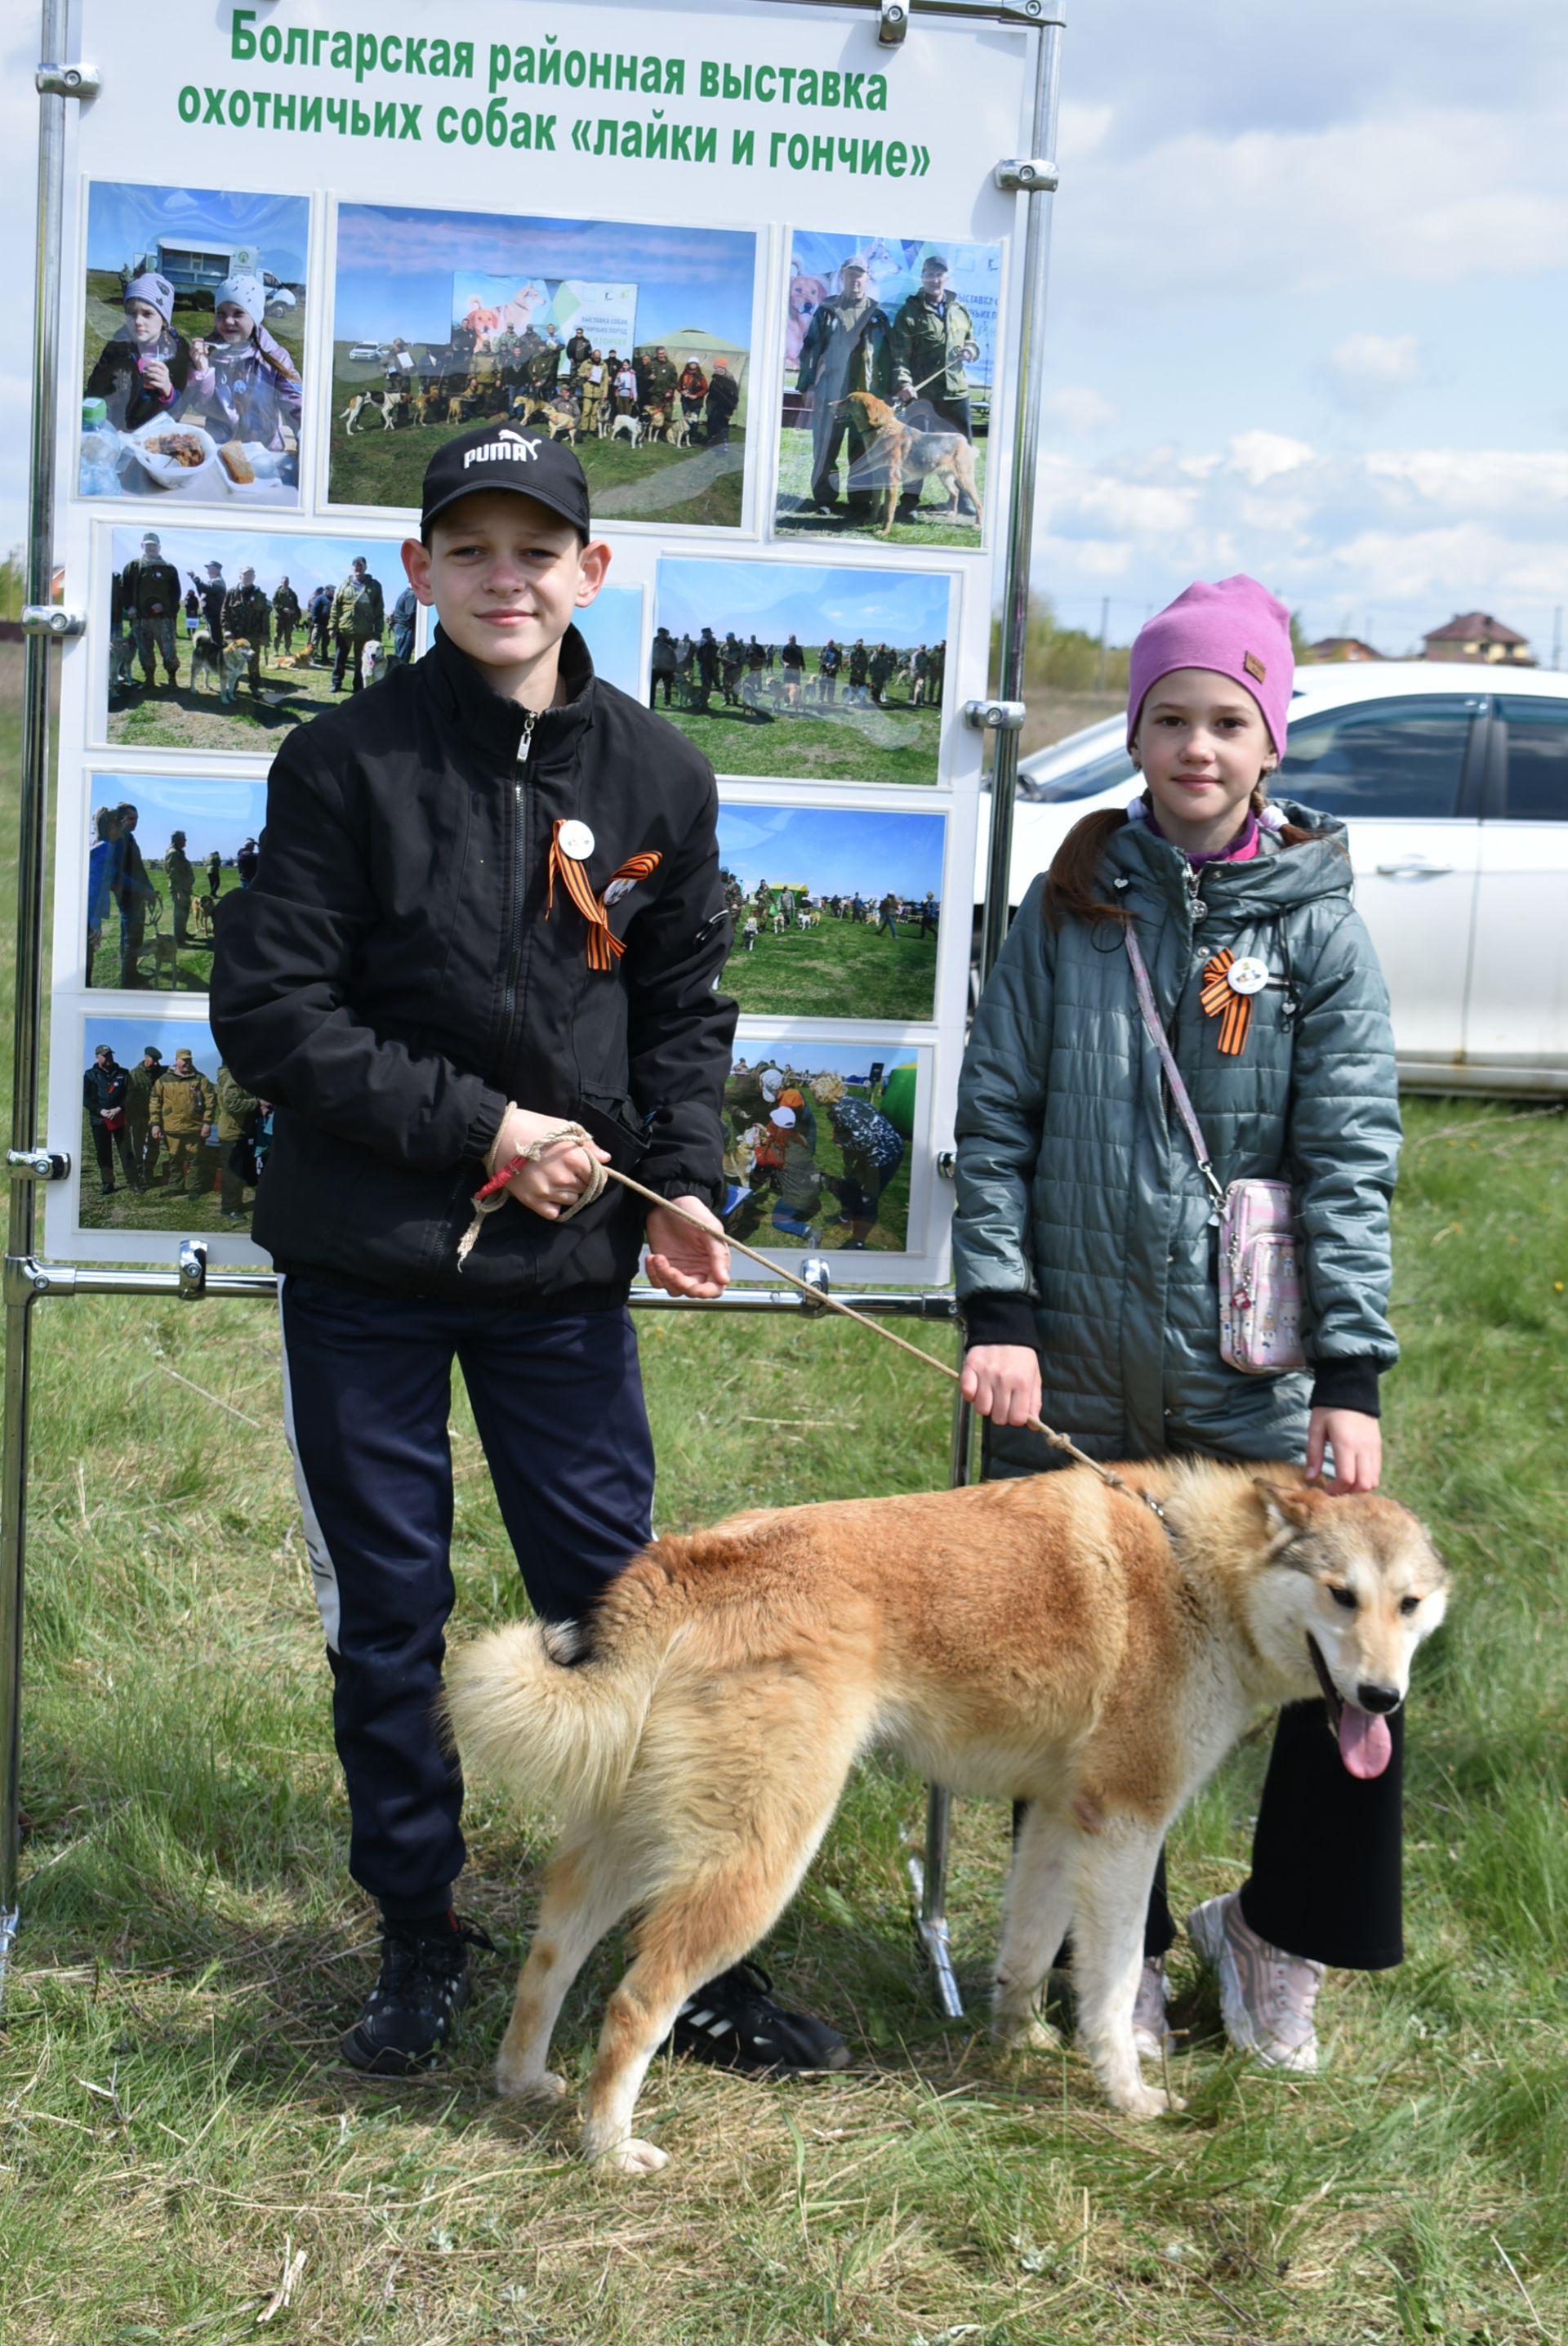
[1306,1407,1381,1493]
[140,359,172,397]
[644,1197,729,1299]
[487,1106,607,1221]
[960,1344,1041,1429]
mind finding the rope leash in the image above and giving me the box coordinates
[463,1128,1167,1519]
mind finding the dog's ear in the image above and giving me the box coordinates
[1252,1479,1322,1545]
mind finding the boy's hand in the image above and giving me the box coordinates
[1306,1408,1381,1494]
[960,1344,1041,1429]
[644,1197,729,1299]
[487,1106,607,1221]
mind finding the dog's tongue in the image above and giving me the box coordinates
[1338,1705,1392,1780]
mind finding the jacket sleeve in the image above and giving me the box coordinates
[208,731,506,1171]
[620,770,737,1210]
[951,876,1054,1343]
[1287,904,1401,1373]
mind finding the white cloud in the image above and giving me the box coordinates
[1227,431,1315,487]
[1043,385,1116,435]
[1325,332,1423,410]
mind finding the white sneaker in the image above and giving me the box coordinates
[1187,1892,1323,2073]
[1132,1955,1171,2063]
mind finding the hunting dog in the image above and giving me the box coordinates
[609,413,644,449]
[840,390,983,533]
[447,1463,1446,2173]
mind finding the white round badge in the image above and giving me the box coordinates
[1227,954,1269,997]
[558,820,595,862]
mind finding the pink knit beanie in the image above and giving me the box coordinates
[1126,575,1293,756]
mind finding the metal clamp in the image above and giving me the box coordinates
[20,607,85,641]
[799,1256,833,1304]
[936,1151,956,1181]
[994,157,1059,193]
[6,1150,70,1184]
[177,1239,208,1301]
[964,697,1027,732]
[878,1,909,39]
[35,62,100,100]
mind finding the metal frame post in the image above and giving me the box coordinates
[2,0,75,1999]
[913,2,1065,2018]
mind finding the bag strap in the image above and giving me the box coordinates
[1122,925,1227,1210]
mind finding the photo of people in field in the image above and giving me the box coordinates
[718,805,944,1021]
[104,525,416,752]
[78,1014,266,1240]
[80,184,308,506]
[777,234,1000,548]
[651,558,951,786]
[82,772,267,994]
[722,1046,921,1257]
[328,204,758,529]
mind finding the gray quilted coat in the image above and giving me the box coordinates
[953,806,1400,1473]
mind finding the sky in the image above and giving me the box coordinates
[729,1041,917,1086]
[716,805,945,899]
[75,1009,223,1076]
[333,206,756,350]
[82,774,266,863]
[6,3,1567,656]
[657,558,951,644]
[575,584,643,697]
[111,527,400,600]
[85,185,309,285]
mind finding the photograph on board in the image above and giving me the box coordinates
[328,204,758,529]
[78,1012,266,1240]
[105,525,418,753]
[82,772,268,994]
[79,183,308,506]
[651,558,951,787]
[776,234,1000,547]
[721,1045,921,1257]
[717,803,944,1022]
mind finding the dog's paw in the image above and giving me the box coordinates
[496,2063,568,2104]
[1109,2080,1183,2120]
[993,2012,1059,2054]
[589,2136,669,2176]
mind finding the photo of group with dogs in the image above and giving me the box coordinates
[717,804,944,1021]
[777,233,999,547]
[78,1012,268,1238]
[79,183,308,506]
[652,557,951,785]
[82,771,265,994]
[723,1046,920,1256]
[328,203,757,529]
[103,525,416,753]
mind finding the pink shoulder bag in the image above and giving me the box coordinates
[1123,927,1306,1376]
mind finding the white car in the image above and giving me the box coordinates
[347,341,391,363]
[979,662,1568,1095]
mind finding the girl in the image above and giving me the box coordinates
[953,576,1402,2076]
[186,273,302,461]
[87,272,193,433]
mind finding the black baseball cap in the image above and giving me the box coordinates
[420,426,590,540]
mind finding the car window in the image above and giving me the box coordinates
[1022,740,1137,805]
[1278,696,1478,819]
[1498,697,1568,821]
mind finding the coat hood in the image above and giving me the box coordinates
[1105,801,1353,923]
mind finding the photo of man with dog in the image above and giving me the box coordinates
[652,558,951,785]
[76,1013,265,1238]
[777,234,997,546]
[82,773,266,993]
[722,1048,919,1255]
[328,204,757,529]
[80,183,307,505]
[717,805,944,1021]
[105,526,408,753]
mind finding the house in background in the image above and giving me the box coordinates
[1307,636,1383,662]
[1419,613,1535,665]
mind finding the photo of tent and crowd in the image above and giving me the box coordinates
[651,557,950,784]
[776,232,998,547]
[82,772,266,994]
[722,1046,920,1256]
[328,204,757,529]
[79,183,308,506]
[104,525,416,753]
[717,804,944,1021]
[78,1013,267,1238]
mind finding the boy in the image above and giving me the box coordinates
[212,428,846,2079]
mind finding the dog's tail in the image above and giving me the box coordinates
[444,1567,684,1825]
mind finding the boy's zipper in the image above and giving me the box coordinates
[497,711,537,1059]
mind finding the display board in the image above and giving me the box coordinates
[43,0,1038,1283]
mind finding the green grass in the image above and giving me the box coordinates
[659,671,941,787]
[6,647,1568,2338]
[87,865,241,994]
[773,424,988,550]
[723,913,938,1021]
[108,633,394,756]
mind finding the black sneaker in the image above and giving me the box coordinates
[666,1960,850,2074]
[339,1911,494,2076]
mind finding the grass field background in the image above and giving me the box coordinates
[5,653,1568,2340]
[87,863,240,993]
[660,666,941,787]
[108,629,395,757]
[774,424,988,551]
[723,916,938,1023]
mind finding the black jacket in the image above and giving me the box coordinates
[210,627,737,1305]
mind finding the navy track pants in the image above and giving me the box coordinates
[278,1275,654,1917]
